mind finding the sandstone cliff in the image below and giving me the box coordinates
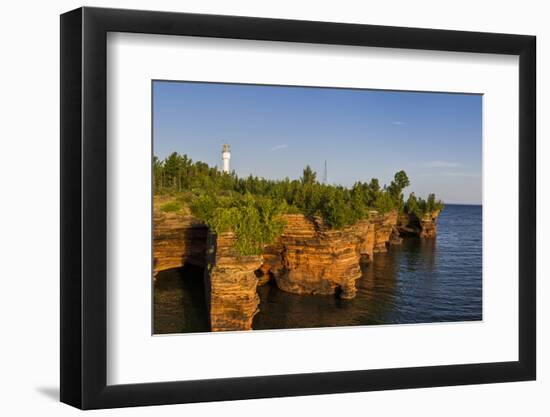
[371,210,400,253]
[153,200,207,278]
[356,220,376,264]
[260,211,399,300]
[204,231,263,331]
[418,210,440,238]
[397,210,440,239]
[261,215,363,299]
[153,195,441,332]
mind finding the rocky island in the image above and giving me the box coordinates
[153,153,443,332]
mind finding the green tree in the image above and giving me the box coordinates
[387,170,410,211]
[404,192,421,218]
[373,191,395,214]
[300,165,317,185]
[393,170,410,190]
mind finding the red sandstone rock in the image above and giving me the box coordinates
[419,210,440,238]
[371,211,399,253]
[153,201,207,278]
[263,212,398,300]
[389,226,403,245]
[357,220,376,264]
[397,210,440,239]
[204,231,263,331]
[153,195,441,331]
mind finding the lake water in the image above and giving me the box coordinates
[154,204,482,334]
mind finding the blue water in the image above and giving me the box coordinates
[154,204,482,333]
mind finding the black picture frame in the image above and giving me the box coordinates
[60,6,536,410]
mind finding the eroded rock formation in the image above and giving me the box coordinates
[204,231,263,331]
[261,215,364,299]
[153,196,441,332]
[397,210,440,239]
[153,201,207,278]
[418,210,440,238]
[260,211,400,300]
[371,210,399,253]
[357,220,376,264]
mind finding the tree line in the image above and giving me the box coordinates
[154,152,443,254]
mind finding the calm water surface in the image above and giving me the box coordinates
[154,204,482,334]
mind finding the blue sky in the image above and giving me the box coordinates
[153,81,482,204]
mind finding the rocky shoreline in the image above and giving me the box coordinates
[154,201,440,332]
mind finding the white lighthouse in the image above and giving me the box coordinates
[221,143,231,173]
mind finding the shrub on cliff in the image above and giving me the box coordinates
[425,193,444,213]
[404,193,422,218]
[160,201,182,213]
[405,193,444,218]
[373,191,396,214]
[387,170,410,211]
[191,193,287,256]
[317,187,354,228]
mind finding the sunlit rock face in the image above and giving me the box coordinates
[371,210,400,253]
[204,231,263,331]
[266,215,364,299]
[397,210,440,239]
[153,202,207,278]
[418,210,440,238]
[154,198,440,332]
[356,221,376,264]
[260,212,400,300]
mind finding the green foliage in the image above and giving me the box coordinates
[386,170,410,211]
[154,152,443,254]
[191,193,286,255]
[404,192,444,218]
[300,165,317,185]
[160,201,182,213]
[425,193,445,213]
[393,170,410,190]
[373,191,395,214]
[404,193,422,218]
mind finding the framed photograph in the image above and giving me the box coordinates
[60,6,536,409]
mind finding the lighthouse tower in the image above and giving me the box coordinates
[221,144,231,173]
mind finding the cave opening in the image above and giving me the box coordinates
[153,263,209,334]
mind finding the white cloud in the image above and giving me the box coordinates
[269,144,288,151]
[424,160,462,168]
[392,121,404,125]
